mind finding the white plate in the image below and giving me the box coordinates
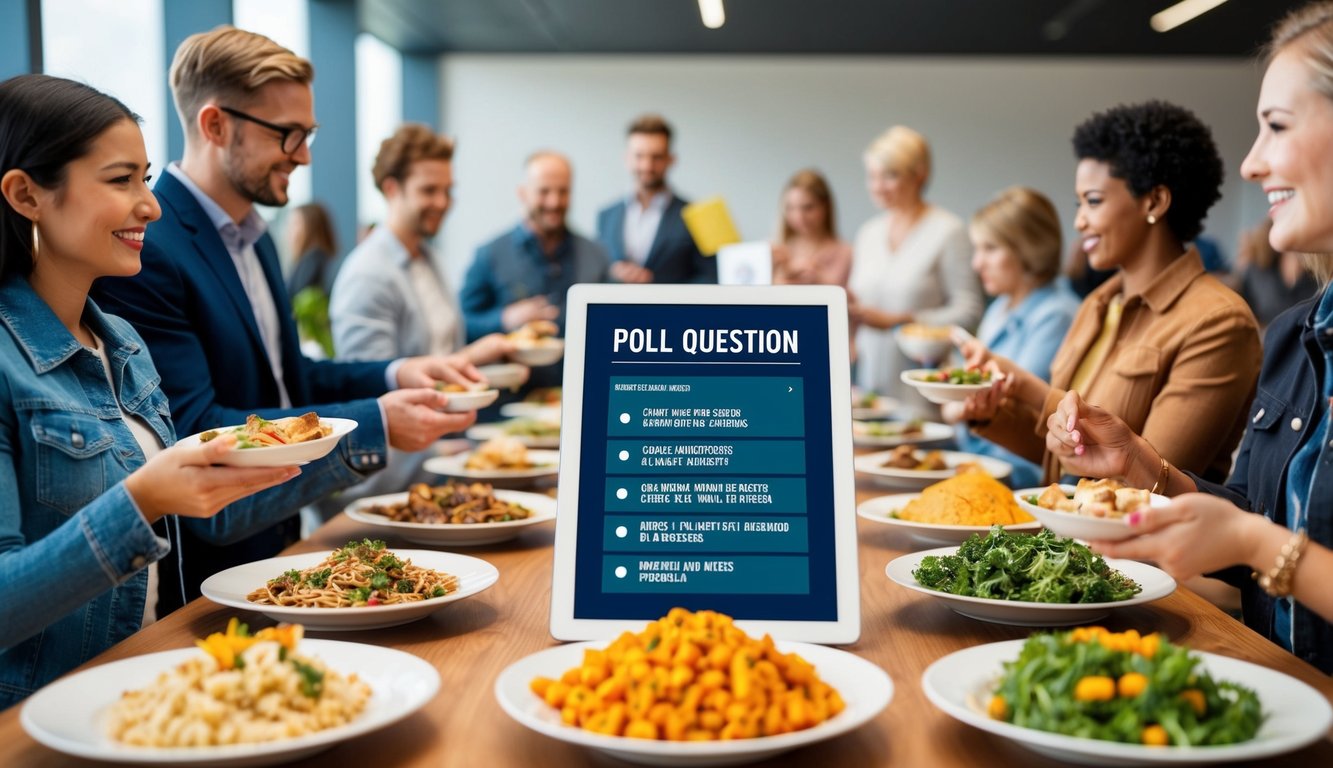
[509,338,565,367]
[886,548,1175,626]
[851,420,953,448]
[1015,485,1170,542]
[423,449,560,483]
[856,493,1042,545]
[200,550,498,631]
[853,449,1012,489]
[922,640,1333,765]
[495,640,893,766]
[439,388,499,412]
[849,391,900,420]
[478,363,528,390]
[467,421,560,448]
[894,326,953,365]
[176,417,357,467]
[499,402,562,421]
[900,369,995,404]
[20,639,439,767]
[343,488,557,546]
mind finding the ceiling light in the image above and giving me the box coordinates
[1150,0,1228,33]
[699,0,725,29]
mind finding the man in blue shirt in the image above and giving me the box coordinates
[460,151,609,388]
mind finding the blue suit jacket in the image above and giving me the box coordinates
[92,171,393,611]
[596,194,716,284]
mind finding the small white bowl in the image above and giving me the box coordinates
[478,363,528,390]
[895,326,953,365]
[177,417,357,467]
[439,388,499,412]
[509,338,565,367]
[1014,484,1169,542]
[900,369,994,404]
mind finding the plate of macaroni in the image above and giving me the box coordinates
[176,414,357,467]
[424,438,559,484]
[20,622,439,766]
[344,484,557,545]
[200,541,499,630]
[495,608,893,766]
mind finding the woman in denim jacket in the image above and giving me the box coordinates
[0,75,302,708]
[1047,1,1333,675]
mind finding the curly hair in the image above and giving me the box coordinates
[372,123,454,191]
[1071,100,1222,244]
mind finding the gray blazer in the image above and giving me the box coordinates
[330,226,463,360]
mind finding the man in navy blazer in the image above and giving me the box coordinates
[596,114,716,285]
[93,27,479,613]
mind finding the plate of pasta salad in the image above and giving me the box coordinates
[200,540,499,630]
[20,620,438,766]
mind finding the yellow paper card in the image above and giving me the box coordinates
[681,196,741,256]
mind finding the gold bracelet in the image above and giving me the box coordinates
[1149,456,1170,496]
[1253,529,1309,598]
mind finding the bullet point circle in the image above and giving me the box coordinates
[619,413,630,424]
[618,450,629,460]
[615,566,628,578]
[616,488,628,500]
[616,526,628,538]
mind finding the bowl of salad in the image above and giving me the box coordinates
[901,368,995,404]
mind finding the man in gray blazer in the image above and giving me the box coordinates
[596,114,717,284]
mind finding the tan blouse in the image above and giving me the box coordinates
[978,250,1262,484]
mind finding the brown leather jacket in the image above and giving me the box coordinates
[977,250,1261,484]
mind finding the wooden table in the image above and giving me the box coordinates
[3,483,1331,767]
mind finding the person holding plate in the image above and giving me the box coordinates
[1048,0,1333,674]
[955,102,1261,487]
[940,187,1080,489]
[0,75,305,708]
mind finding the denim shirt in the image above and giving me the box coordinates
[0,277,173,708]
[0,277,376,708]
[1193,285,1333,674]
[958,280,1081,488]
[459,223,610,341]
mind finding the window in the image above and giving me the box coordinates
[355,32,402,229]
[42,0,166,175]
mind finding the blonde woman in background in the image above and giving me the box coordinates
[847,126,983,411]
[942,187,1080,488]
[771,169,851,287]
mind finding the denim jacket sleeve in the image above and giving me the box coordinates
[0,448,168,649]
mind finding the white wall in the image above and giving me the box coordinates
[434,55,1268,288]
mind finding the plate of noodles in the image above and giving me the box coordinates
[343,484,558,545]
[20,621,439,766]
[200,540,499,631]
[176,413,357,467]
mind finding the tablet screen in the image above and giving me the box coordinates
[572,302,837,621]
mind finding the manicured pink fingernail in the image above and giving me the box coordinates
[1075,445,1084,456]
[1126,511,1142,526]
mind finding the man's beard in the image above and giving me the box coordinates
[226,134,287,207]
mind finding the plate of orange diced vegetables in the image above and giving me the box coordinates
[494,608,893,765]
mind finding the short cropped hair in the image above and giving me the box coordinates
[971,186,1063,285]
[169,25,313,137]
[864,125,931,185]
[1071,100,1222,244]
[372,123,455,191]
[627,113,673,144]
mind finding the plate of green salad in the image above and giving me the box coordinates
[922,629,1332,764]
[885,527,1175,625]
[901,368,995,404]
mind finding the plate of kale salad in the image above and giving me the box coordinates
[885,527,1176,626]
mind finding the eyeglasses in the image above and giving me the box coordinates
[219,106,318,154]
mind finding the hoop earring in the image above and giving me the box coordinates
[1146,214,1158,225]
[31,220,40,261]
